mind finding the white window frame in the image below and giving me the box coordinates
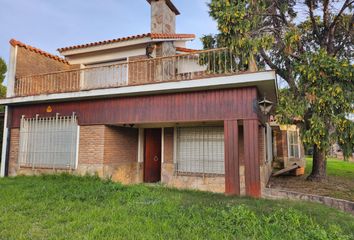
[287,130,300,159]
[18,113,79,170]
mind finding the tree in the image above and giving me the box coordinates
[204,0,354,181]
[0,58,6,98]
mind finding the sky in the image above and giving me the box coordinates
[0,0,219,65]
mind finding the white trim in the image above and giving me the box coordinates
[7,46,18,98]
[138,128,144,163]
[161,128,165,163]
[75,126,80,169]
[60,37,152,56]
[287,128,300,159]
[0,106,8,177]
[1,71,276,105]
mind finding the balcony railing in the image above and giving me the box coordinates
[14,48,248,97]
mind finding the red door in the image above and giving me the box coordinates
[144,128,162,183]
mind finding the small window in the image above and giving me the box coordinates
[18,114,79,169]
[288,130,300,158]
[176,127,224,175]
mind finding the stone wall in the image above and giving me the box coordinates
[151,0,176,34]
[161,163,225,193]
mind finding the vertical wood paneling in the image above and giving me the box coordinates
[243,119,261,197]
[10,87,259,128]
[224,120,240,195]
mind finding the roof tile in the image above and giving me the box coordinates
[58,33,195,52]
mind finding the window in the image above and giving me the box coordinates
[18,114,79,169]
[176,127,224,175]
[288,130,300,158]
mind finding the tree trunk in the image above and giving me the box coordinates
[307,144,327,181]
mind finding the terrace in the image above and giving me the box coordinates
[13,48,251,97]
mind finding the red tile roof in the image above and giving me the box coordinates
[176,47,199,53]
[10,39,69,64]
[57,33,196,52]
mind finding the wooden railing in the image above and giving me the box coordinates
[14,48,247,97]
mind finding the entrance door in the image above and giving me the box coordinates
[144,128,162,183]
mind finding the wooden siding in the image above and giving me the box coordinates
[224,120,240,195]
[10,87,259,128]
[243,119,261,197]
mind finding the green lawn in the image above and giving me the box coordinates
[0,175,353,240]
[305,157,354,180]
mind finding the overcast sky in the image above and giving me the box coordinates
[0,0,218,64]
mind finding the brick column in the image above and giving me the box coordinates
[243,119,261,197]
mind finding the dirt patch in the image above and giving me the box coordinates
[268,174,354,202]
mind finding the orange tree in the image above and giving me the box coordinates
[203,0,354,181]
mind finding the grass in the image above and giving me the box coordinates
[269,157,354,202]
[305,157,354,180]
[0,175,353,240]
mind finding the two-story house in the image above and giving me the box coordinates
[0,0,278,197]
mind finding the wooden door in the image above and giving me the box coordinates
[144,128,162,183]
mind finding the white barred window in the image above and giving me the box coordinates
[176,127,224,175]
[19,114,79,169]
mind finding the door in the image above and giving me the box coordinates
[144,128,162,182]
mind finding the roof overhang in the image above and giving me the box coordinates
[0,71,278,106]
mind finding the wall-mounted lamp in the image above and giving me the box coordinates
[258,97,273,115]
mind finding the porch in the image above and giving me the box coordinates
[12,48,252,97]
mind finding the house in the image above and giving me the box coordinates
[0,0,278,197]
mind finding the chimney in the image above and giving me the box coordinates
[147,0,180,34]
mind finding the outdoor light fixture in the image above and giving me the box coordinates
[258,97,273,115]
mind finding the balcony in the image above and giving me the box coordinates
[14,48,249,97]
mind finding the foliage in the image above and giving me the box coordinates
[0,175,353,239]
[0,57,6,98]
[204,0,354,174]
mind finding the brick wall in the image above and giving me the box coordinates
[103,126,138,164]
[8,128,20,176]
[15,47,80,96]
[78,125,105,165]
[128,55,156,85]
[16,47,76,77]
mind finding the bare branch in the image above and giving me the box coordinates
[329,0,354,30]
[306,0,321,41]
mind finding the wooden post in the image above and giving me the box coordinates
[243,119,261,197]
[224,120,240,195]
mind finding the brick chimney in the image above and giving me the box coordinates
[147,0,180,34]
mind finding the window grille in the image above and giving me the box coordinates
[176,126,224,175]
[18,113,79,169]
[288,130,300,158]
